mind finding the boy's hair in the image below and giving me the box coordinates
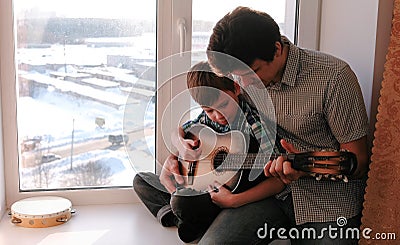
[207,6,281,76]
[187,61,236,106]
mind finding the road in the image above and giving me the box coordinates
[49,128,153,158]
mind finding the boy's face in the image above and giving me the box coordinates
[201,86,240,126]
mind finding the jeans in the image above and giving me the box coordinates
[134,172,361,244]
[198,195,292,245]
[133,172,221,242]
[132,172,171,219]
[198,194,361,245]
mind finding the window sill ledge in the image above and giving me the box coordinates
[0,203,182,245]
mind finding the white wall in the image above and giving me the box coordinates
[0,1,12,217]
[319,0,393,137]
[0,0,10,217]
[0,90,5,218]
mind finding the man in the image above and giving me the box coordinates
[163,6,369,244]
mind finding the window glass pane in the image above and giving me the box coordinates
[15,0,156,190]
[189,1,297,120]
[192,0,296,64]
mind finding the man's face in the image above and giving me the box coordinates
[201,89,240,126]
[232,41,284,88]
[233,58,280,88]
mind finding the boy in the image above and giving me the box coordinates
[133,61,284,243]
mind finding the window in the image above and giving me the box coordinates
[1,0,316,205]
[191,0,297,64]
[14,0,156,191]
[188,0,297,123]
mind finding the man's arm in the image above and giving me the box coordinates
[340,135,369,179]
[265,137,369,184]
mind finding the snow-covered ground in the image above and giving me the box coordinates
[19,88,155,189]
[18,35,156,190]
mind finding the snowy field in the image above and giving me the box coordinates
[19,89,156,189]
[17,34,157,189]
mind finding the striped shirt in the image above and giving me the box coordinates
[253,38,369,225]
[182,94,281,155]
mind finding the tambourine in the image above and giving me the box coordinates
[10,196,74,228]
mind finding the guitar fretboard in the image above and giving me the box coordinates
[214,153,290,170]
[213,152,346,171]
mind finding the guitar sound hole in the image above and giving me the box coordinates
[213,150,228,173]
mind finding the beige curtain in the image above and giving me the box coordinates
[360,0,400,244]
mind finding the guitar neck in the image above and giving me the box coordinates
[218,150,356,177]
[220,153,293,170]
[181,125,356,178]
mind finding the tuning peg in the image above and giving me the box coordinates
[310,173,323,181]
[333,174,349,183]
[310,173,349,182]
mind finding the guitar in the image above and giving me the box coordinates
[178,124,357,192]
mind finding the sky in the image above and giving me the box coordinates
[14,0,156,19]
[14,0,286,23]
[192,0,286,23]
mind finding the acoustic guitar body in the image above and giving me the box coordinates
[179,124,248,192]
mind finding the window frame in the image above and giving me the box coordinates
[0,0,320,207]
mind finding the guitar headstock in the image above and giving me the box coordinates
[290,150,357,182]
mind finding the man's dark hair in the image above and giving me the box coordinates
[187,61,236,106]
[207,6,281,75]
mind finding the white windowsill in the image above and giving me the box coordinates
[0,203,183,245]
[0,202,293,245]
[0,203,290,245]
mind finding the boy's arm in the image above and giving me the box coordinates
[170,112,207,162]
[170,126,201,162]
[209,177,285,208]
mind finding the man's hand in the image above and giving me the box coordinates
[264,139,307,184]
[159,154,184,193]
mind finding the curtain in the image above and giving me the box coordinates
[360,0,400,243]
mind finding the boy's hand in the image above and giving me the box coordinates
[264,139,307,184]
[208,182,237,208]
[159,154,184,193]
[171,126,201,161]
